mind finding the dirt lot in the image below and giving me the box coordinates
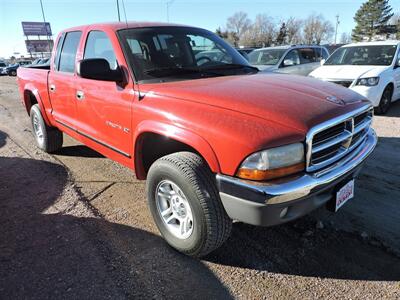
[0,75,399,299]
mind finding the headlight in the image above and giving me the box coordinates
[236,143,305,181]
[356,77,379,86]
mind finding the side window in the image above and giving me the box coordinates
[84,31,117,69]
[58,31,82,73]
[283,49,300,67]
[53,33,65,70]
[298,48,317,64]
[313,47,328,61]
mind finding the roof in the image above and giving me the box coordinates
[343,40,400,47]
[61,21,196,33]
[253,45,326,51]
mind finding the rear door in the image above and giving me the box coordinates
[48,31,82,129]
[74,29,133,158]
[297,47,319,75]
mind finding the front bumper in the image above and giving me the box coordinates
[216,128,377,226]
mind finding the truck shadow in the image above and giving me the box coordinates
[0,130,7,149]
[0,157,232,299]
[54,145,104,158]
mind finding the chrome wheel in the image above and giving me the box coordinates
[32,113,44,144]
[155,180,194,239]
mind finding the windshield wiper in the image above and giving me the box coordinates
[144,66,226,77]
[200,64,259,72]
[145,67,201,76]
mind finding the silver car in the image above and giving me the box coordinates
[249,45,329,76]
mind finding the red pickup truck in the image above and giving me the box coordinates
[17,22,377,257]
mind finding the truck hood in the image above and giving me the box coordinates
[140,73,367,133]
[309,65,388,81]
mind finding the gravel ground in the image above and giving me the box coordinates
[0,76,399,299]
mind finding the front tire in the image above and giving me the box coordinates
[146,152,232,257]
[30,104,63,153]
[375,86,393,115]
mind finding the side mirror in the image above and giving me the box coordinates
[320,59,326,66]
[77,58,123,82]
[283,59,294,67]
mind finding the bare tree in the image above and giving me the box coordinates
[226,11,252,46]
[391,13,400,39]
[241,14,276,47]
[285,17,303,44]
[340,32,352,44]
[303,13,334,44]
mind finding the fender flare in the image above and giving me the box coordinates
[23,85,51,126]
[133,120,221,179]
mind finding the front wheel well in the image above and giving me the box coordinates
[23,90,38,115]
[135,133,202,180]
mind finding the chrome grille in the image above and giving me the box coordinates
[306,106,373,172]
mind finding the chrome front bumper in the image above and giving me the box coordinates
[216,128,377,226]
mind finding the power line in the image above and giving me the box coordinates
[116,0,121,22]
[121,0,128,26]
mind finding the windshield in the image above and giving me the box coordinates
[118,27,252,82]
[325,45,397,66]
[248,49,286,66]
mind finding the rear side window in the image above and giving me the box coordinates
[84,31,117,69]
[298,48,317,64]
[53,33,65,70]
[58,31,82,73]
[314,47,329,61]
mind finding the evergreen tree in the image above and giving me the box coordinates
[276,22,287,45]
[352,0,393,41]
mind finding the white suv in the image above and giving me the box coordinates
[310,41,400,114]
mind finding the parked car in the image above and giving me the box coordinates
[236,47,256,60]
[310,41,400,114]
[5,63,19,76]
[249,45,330,75]
[0,61,7,75]
[18,60,32,66]
[17,22,377,257]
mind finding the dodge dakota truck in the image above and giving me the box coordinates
[17,22,377,257]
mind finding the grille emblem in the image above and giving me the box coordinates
[326,95,345,105]
[342,118,354,149]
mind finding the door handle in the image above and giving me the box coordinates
[76,90,85,101]
[49,84,56,92]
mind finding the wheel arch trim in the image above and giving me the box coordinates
[133,120,221,179]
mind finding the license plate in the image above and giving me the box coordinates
[335,179,354,212]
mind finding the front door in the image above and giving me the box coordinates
[74,30,133,158]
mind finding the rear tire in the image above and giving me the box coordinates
[30,104,63,153]
[375,86,393,115]
[10,70,17,76]
[146,152,232,257]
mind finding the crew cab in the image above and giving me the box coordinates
[310,41,400,114]
[17,22,377,257]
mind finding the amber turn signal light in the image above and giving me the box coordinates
[236,162,305,181]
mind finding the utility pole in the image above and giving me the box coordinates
[334,14,340,44]
[116,0,121,22]
[166,0,175,22]
[39,0,51,55]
